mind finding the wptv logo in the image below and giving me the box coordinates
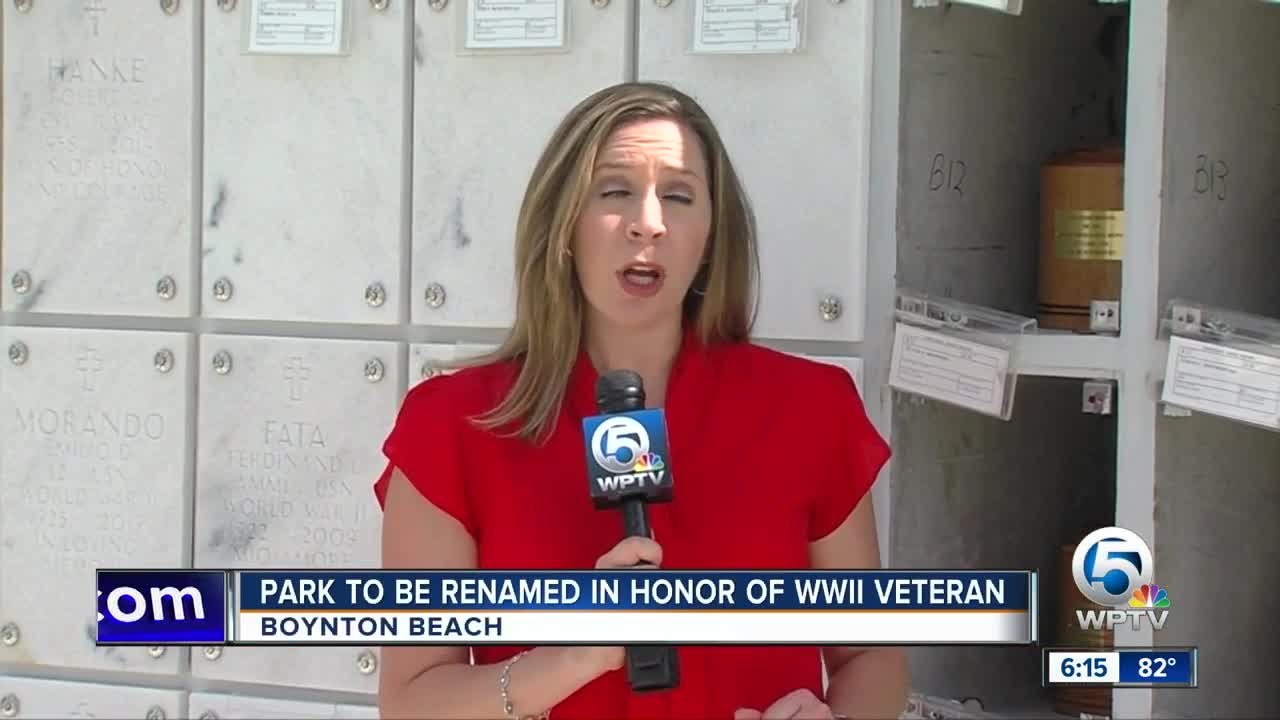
[1072,527,1171,632]
[584,409,671,498]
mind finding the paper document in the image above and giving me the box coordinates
[693,0,802,54]
[1161,334,1280,429]
[466,0,566,49]
[889,322,1010,417]
[248,0,346,55]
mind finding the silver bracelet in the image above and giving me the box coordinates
[499,650,550,720]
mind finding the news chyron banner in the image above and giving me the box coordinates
[96,569,1036,646]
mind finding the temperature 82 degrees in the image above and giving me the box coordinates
[1118,648,1198,687]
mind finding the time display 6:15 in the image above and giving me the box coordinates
[1063,656,1110,678]
[1047,651,1120,684]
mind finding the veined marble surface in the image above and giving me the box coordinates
[192,334,399,693]
[0,327,192,675]
[189,692,379,720]
[202,2,408,324]
[410,0,629,328]
[2,0,196,316]
[0,677,185,719]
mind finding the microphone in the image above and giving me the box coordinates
[583,369,680,692]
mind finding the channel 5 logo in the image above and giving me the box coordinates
[583,409,672,502]
[1071,527,1170,632]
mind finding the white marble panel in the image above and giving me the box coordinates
[189,692,379,720]
[409,341,498,385]
[193,334,401,692]
[638,0,874,342]
[0,677,184,720]
[202,3,407,324]
[2,0,195,316]
[410,0,629,328]
[0,327,191,675]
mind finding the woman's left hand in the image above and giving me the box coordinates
[733,689,835,720]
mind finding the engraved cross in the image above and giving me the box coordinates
[77,348,104,392]
[283,357,311,403]
[83,0,107,37]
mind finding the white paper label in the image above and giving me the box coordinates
[1160,335,1280,429]
[247,0,346,55]
[465,0,566,50]
[692,0,802,55]
[888,322,1010,417]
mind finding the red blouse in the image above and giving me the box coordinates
[373,327,891,719]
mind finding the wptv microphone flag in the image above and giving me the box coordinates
[96,569,1037,646]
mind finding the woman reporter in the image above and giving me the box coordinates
[374,81,909,719]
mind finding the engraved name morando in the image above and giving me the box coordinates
[13,406,170,568]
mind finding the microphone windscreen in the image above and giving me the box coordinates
[596,369,645,413]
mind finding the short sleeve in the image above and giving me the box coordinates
[373,376,475,536]
[808,365,891,541]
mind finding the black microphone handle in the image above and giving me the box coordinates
[616,495,679,692]
[620,497,650,539]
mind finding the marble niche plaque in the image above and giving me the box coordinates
[0,677,184,720]
[637,0,874,343]
[2,0,195,316]
[0,327,192,675]
[202,2,407,324]
[194,334,402,693]
[189,692,379,720]
[410,342,498,385]
[411,0,629,328]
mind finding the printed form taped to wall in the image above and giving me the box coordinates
[465,0,567,50]
[244,0,350,56]
[888,290,1035,421]
[691,0,803,55]
[1159,300,1280,432]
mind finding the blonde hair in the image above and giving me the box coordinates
[467,81,759,443]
